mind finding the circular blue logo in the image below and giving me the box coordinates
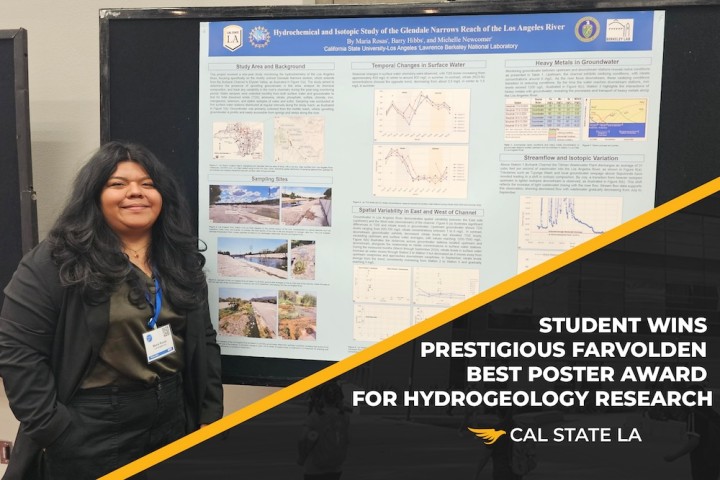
[146,334,153,342]
[575,17,601,42]
[249,26,271,48]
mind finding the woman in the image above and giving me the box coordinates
[297,381,350,480]
[664,386,720,480]
[474,407,523,480]
[0,142,223,479]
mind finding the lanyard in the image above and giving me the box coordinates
[145,277,162,330]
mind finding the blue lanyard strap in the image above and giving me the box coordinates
[145,277,162,330]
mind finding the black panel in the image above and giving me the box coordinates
[0,29,37,301]
[655,6,720,204]
[105,19,201,229]
[100,1,720,386]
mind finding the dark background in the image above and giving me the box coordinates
[146,190,720,480]
[100,1,720,386]
[0,29,37,305]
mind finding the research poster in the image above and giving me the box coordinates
[147,184,720,480]
[198,10,665,362]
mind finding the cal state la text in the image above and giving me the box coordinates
[511,427,642,443]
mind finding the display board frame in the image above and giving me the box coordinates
[0,28,38,301]
[100,0,720,386]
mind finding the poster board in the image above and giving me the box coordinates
[100,1,720,385]
[0,29,38,301]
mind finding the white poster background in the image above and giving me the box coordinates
[198,11,665,361]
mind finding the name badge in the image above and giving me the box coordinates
[143,324,176,363]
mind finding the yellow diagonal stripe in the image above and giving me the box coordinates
[101,176,720,479]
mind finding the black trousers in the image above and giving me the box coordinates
[42,373,186,480]
[304,473,342,480]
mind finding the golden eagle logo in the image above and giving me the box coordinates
[467,428,507,445]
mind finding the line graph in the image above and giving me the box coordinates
[372,144,468,199]
[387,94,451,125]
[353,265,412,304]
[413,306,446,324]
[584,98,648,140]
[374,89,470,143]
[517,250,565,273]
[518,195,623,250]
[383,147,447,185]
[413,267,480,307]
[353,304,412,342]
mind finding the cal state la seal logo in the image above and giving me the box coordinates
[223,25,243,51]
[575,16,600,42]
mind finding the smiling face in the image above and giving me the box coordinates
[100,161,163,242]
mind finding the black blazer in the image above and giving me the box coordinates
[0,241,223,479]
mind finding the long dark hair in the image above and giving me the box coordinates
[47,141,206,310]
[308,380,345,415]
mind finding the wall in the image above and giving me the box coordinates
[0,0,317,473]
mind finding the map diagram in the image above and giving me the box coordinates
[212,121,264,161]
[374,89,470,143]
[372,144,468,199]
[585,98,648,140]
[274,116,325,164]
